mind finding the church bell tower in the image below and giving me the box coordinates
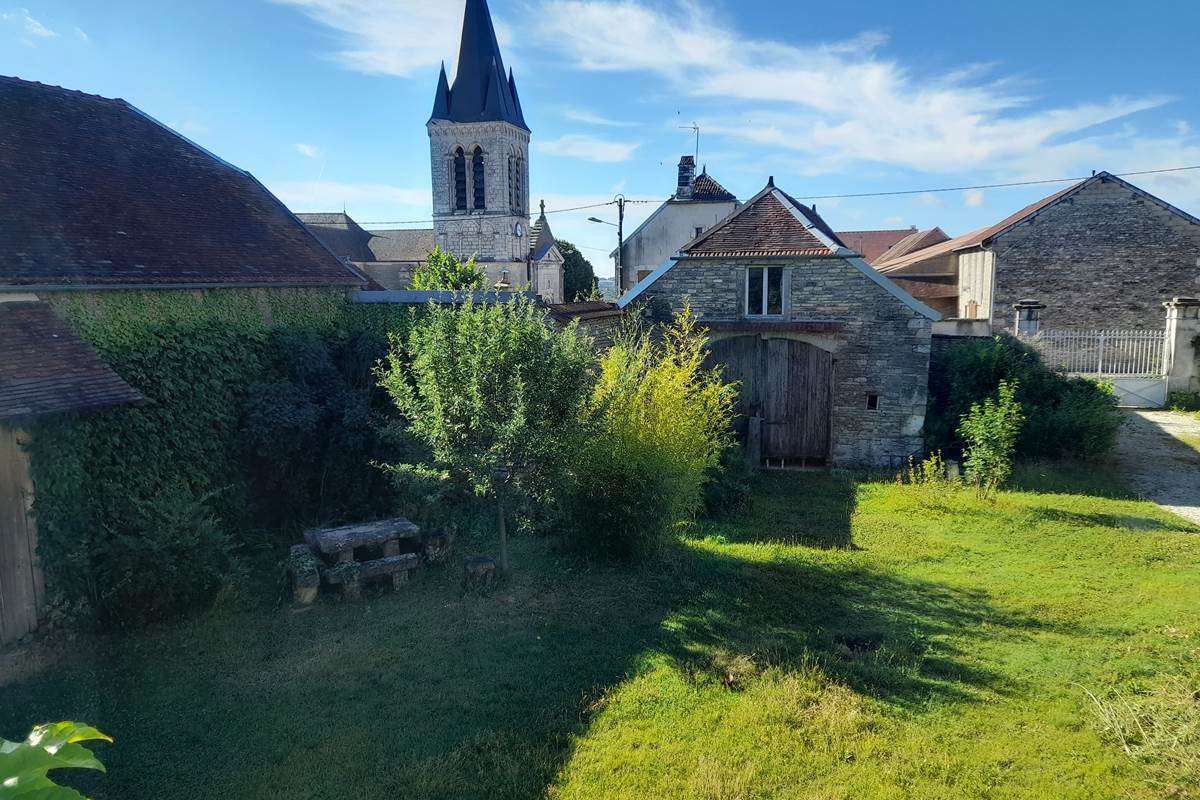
[428,0,531,272]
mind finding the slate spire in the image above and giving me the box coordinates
[430,0,529,131]
[430,62,451,120]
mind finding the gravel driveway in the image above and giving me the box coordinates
[1115,410,1200,527]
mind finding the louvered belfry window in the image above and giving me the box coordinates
[472,147,486,209]
[453,148,467,210]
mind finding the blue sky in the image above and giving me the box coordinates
[4,0,1200,271]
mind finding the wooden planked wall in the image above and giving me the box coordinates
[0,424,44,645]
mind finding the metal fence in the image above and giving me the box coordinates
[1022,329,1167,377]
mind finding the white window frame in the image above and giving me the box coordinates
[745,266,787,318]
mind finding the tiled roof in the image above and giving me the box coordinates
[689,172,737,202]
[366,229,435,263]
[545,301,624,324]
[875,183,1087,273]
[682,184,845,258]
[835,229,913,263]
[295,213,376,262]
[884,227,950,261]
[0,301,143,421]
[0,76,365,289]
[529,209,557,261]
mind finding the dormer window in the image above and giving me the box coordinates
[746,266,784,317]
[472,147,486,209]
[452,148,467,211]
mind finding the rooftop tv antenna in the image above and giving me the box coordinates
[678,121,700,162]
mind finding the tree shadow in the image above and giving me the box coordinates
[1029,506,1195,533]
[0,473,1069,800]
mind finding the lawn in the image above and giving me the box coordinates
[2,467,1198,799]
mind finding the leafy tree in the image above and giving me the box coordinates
[556,240,597,302]
[959,380,1024,498]
[0,721,111,799]
[411,246,487,291]
[378,297,593,573]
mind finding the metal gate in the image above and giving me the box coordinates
[1021,329,1168,408]
[706,336,833,463]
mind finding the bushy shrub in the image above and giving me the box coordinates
[379,296,594,571]
[1167,391,1200,412]
[567,307,737,557]
[411,246,487,291]
[702,445,756,518]
[927,335,1120,461]
[959,380,1024,498]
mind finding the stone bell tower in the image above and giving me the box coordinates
[428,0,531,273]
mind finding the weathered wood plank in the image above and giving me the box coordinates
[321,553,419,585]
[304,518,421,554]
[0,424,41,645]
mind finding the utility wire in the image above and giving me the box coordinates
[336,164,1200,226]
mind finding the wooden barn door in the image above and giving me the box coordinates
[707,336,833,464]
[0,425,44,645]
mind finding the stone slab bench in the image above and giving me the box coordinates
[304,518,420,557]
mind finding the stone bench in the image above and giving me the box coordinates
[300,517,423,599]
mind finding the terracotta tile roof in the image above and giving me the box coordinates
[0,301,142,421]
[882,227,950,261]
[681,185,844,258]
[835,229,913,263]
[0,76,365,289]
[875,183,1084,273]
[689,172,737,202]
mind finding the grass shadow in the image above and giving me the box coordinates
[0,471,1067,799]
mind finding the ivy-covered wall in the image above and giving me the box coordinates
[29,288,420,625]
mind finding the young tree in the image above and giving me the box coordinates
[411,246,488,291]
[959,379,1024,498]
[378,297,593,573]
[556,240,597,302]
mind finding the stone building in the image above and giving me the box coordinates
[620,179,939,468]
[614,157,740,292]
[874,172,1200,329]
[297,0,565,301]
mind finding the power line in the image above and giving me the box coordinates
[790,165,1200,201]
[326,163,1200,227]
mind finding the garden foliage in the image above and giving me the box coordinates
[378,296,595,570]
[567,307,738,557]
[0,721,110,800]
[926,335,1119,461]
[28,290,417,625]
[410,246,487,291]
[959,380,1024,497]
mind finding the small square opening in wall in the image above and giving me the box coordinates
[866,393,880,411]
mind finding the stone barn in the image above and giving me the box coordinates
[620,179,939,468]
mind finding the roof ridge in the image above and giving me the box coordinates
[0,74,125,105]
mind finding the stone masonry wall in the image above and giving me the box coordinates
[989,177,1200,330]
[427,120,530,264]
[638,256,932,467]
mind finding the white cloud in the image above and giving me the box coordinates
[2,8,57,39]
[533,0,1175,178]
[1173,120,1192,137]
[915,192,943,208]
[271,180,430,214]
[563,108,639,127]
[535,134,639,163]
[269,0,510,77]
[74,26,87,42]
[963,189,985,207]
[295,142,320,158]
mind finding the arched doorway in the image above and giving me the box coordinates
[706,336,833,464]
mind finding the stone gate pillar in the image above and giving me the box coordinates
[1012,299,1045,336]
[1164,297,1200,393]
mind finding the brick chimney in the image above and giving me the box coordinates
[676,155,696,199]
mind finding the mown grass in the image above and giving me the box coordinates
[2,467,1198,799]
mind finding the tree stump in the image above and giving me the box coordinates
[463,556,497,593]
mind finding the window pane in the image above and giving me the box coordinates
[747,268,764,315]
[767,267,783,315]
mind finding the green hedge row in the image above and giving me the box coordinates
[29,289,420,625]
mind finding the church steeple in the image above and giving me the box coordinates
[429,0,528,131]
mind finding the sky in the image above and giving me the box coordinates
[4,0,1200,274]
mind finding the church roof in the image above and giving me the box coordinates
[529,202,557,261]
[430,0,528,131]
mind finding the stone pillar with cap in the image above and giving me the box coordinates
[1164,297,1200,393]
[1012,299,1046,337]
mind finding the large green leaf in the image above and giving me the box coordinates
[0,722,110,800]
